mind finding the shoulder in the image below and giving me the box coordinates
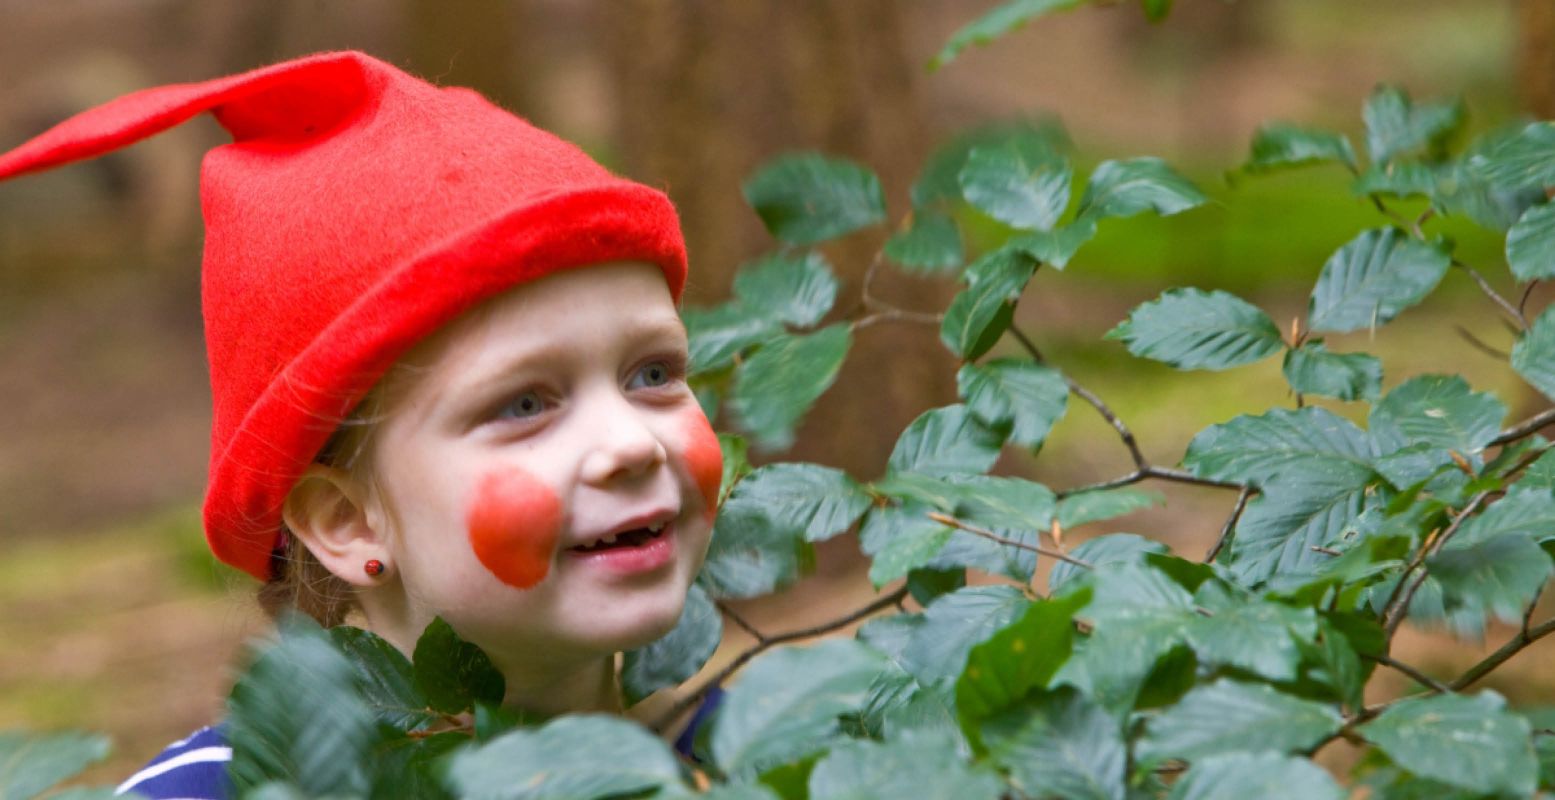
[114,725,232,800]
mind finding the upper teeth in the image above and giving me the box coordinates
[600,532,619,545]
[648,522,665,532]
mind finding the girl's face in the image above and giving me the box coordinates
[362,261,719,670]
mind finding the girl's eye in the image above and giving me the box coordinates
[497,390,546,420]
[628,360,674,389]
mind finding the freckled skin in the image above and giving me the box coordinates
[466,468,562,590]
[682,410,723,516]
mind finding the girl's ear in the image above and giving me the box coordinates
[282,464,385,588]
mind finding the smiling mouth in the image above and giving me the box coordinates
[570,521,668,553]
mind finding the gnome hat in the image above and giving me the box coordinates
[0,51,687,580]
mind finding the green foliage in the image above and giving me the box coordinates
[42,10,1555,798]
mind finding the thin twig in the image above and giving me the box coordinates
[1491,408,1555,446]
[927,511,1094,569]
[1057,465,1246,499]
[1524,584,1546,639]
[853,309,944,331]
[1449,616,1555,691]
[1454,259,1528,330]
[1363,653,1450,693]
[1383,491,1492,637]
[1454,325,1509,360]
[716,601,768,644]
[1521,281,1539,319]
[1205,486,1253,563]
[650,586,911,733]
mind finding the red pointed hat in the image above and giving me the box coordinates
[0,51,687,580]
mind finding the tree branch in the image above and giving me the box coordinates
[1205,486,1254,563]
[1383,491,1492,637]
[1454,258,1528,331]
[927,511,1094,569]
[1449,615,1555,692]
[1009,324,1149,471]
[716,600,768,644]
[1363,653,1450,693]
[649,586,910,733]
[1491,408,1555,447]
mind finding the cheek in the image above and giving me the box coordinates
[465,468,562,590]
[680,410,723,515]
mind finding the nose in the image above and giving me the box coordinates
[578,394,668,485]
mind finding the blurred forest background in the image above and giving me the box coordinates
[1,0,1551,783]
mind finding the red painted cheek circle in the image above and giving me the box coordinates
[680,411,723,515]
[466,469,562,590]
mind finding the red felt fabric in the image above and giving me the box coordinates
[0,51,687,580]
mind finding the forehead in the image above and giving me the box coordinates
[387,260,683,396]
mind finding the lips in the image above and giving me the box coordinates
[569,510,676,553]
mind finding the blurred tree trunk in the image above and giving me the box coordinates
[601,0,959,485]
[1519,0,1555,118]
[403,0,524,110]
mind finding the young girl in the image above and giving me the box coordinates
[0,51,721,798]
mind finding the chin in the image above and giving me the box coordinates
[584,592,689,654]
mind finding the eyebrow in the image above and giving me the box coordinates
[438,313,689,416]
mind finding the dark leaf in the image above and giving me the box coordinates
[1183,407,1377,492]
[718,432,751,507]
[1352,162,1439,198]
[1359,691,1538,797]
[743,154,886,245]
[730,463,872,543]
[1513,305,1555,402]
[710,640,886,775]
[699,491,808,598]
[1007,217,1097,269]
[1243,123,1357,173]
[1055,488,1163,530]
[957,359,1068,449]
[1136,679,1343,763]
[1048,533,1166,593]
[730,324,852,451]
[1368,374,1505,458]
[1306,228,1451,334]
[884,210,964,274]
[1106,288,1283,371]
[1362,86,1465,164]
[1282,341,1382,401]
[901,585,1031,689]
[887,404,1007,477]
[1465,121,1555,191]
[940,248,1038,360]
[859,503,957,587]
[446,714,684,799]
[980,687,1125,800]
[684,302,784,375]
[1507,202,1555,281]
[1076,158,1206,222]
[328,626,437,731]
[959,144,1072,230]
[411,617,504,716]
[806,729,1004,800]
[1165,753,1344,800]
[1226,486,1376,586]
[1185,596,1315,682]
[956,593,1087,744]
[931,0,1085,69]
[731,251,840,328]
[911,118,1070,209]
[1429,531,1554,625]
[622,584,723,705]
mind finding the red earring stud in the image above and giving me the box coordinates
[364,559,386,577]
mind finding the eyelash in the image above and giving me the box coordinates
[489,355,687,424]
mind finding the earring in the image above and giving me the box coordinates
[363,559,386,577]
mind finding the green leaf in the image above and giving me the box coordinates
[1055,488,1163,530]
[1369,374,1506,458]
[859,503,957,587]
[1282,341,1382,401]
[1359,691,1538,797]
[1106,288,1283,371]
[956,594,1086,742]
[930,0,1085,70]
[370,731,463,800]
[912,118,1070,209]
[1514,305,1555,402]
[1466,121,1555,190]
[887,404,1007,477]
[901,585,1031,689]
[700,490,807,598]
[1507,202,1555,281]
[1363,86,1465,164]
[806,729,1004,800]
[227,615,375,796]
[1165,752,1344,800]
[1136,680,1343,763]
[622,584,722,705]
[959,144,1071,231]
[1227,486,1376,586]
[732,463,872,543]
[1140,0,1173,21]
[1429,532,1553,624]
[412,617,504,716]
[1048,533,1167,593]
[906,566,966,606]
[1076,158,1206,222]
[0,731,110,800]
[1055,609,1192,714]
[718,433,751,507]
[1243,123,1357,173]
[1352,162,1439,198]
[729,324,852,451]
[710,640,887,775]
[328,626,437,731]
[1183,407,1377,492]
[1439,141,1547,232]
[957,359,1068,449]
[1306,228,1451,334]
[1007,217,1097,269]
[884,210,964,274]
[980,687,1126,800]
[1185,598,1315,682]
[684,302,784,374]
[731,252,840,328]
[447,714,683,799]
[743,154,887,246]
[1459,487,1555,547]
[940,249,1037,360]
[1078,561,1194,621]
